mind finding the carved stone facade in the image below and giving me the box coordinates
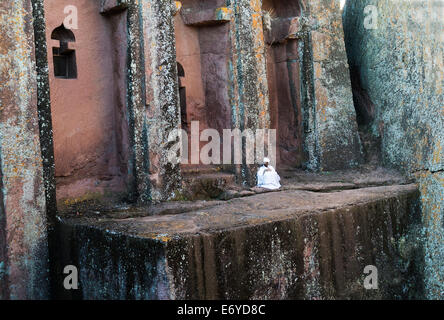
[1,0,369,299]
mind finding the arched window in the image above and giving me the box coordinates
[177,62,187,130]
[51,24,77,79]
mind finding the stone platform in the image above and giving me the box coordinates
[54,172,425,299]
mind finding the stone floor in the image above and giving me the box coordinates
[56,166,417,247]
[61,183,417,239]
[60,165,413,220]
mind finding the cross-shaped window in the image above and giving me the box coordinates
[51,24,77,79]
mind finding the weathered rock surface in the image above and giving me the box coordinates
[0,0,49,299]
[301,0,363,171]
[343,0,443,299]
[55,184,424,299]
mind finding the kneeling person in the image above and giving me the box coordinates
[257,157,281,190]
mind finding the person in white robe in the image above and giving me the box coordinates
[257,157,281,190]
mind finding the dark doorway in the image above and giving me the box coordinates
[263,0,304,168]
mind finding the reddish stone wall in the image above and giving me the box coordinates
[174,14,206,133]
[262,0,301,17]
[174,12,232,166]
[199,24,231,136]
[267,41,303,168]
[263,0,303,167]
[181,0,226,11]
[44,0,129,201]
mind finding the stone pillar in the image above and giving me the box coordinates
[228,0,271,186]
[0,0,49,299]
[140,0,182,202]
[125,0,181,203]
[126,1,149,203]
[300,0,362,171]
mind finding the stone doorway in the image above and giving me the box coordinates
[174,0,237,199]
[174,0,232,169]
[263,0,304,168]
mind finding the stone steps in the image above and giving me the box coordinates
[180,166,237,200]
